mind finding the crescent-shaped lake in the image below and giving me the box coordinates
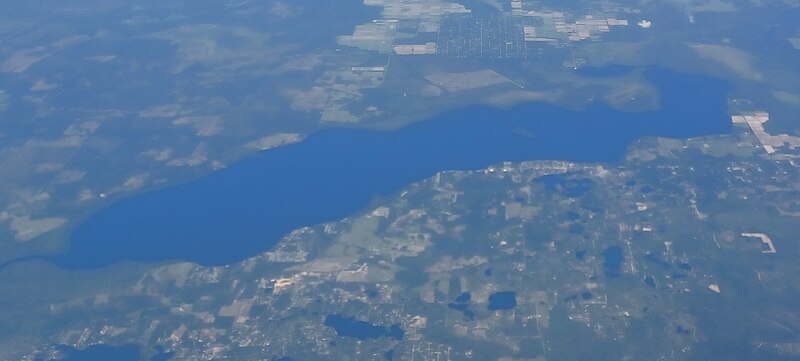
[56,68,731,268]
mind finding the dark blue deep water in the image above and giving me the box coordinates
[455,292,471,303]
[602,246,624,278]
[324,314,404,340]
[53,68,731,268]
[487,291,517,310]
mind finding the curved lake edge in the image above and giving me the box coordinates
[23,67,732,269]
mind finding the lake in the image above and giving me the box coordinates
[54,68,731,268]
[487,291,517,310]
[602,246,624,278]
[324,314,404,340]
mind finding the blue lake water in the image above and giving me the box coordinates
[51,68,731,268]
[448,292,475,318]
[487,291,517,310]
[602,246,624,278]
[455,292,471,303]
[324,314,404,340]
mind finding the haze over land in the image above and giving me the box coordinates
[0,0,799,360]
